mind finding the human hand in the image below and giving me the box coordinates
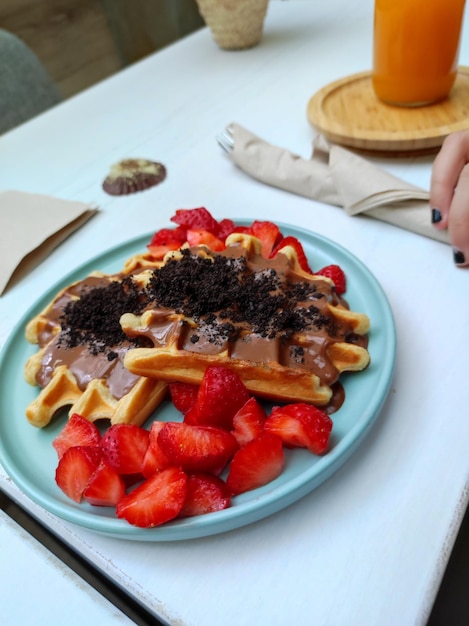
[430,130,469,267]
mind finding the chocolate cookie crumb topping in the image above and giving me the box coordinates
[59,276,147,356]
[144,248,332,343]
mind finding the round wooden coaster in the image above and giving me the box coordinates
[307,67,469,156]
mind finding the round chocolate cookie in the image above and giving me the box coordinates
[102,158,167,195]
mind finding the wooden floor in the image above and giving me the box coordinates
[1,0,203,99]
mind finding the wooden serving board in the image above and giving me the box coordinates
[307,67,469,156]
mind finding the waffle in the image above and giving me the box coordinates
[24,257,168,428]
[121,234,371,406]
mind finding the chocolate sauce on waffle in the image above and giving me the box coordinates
[33,241,368,410]
[34,274,148,399]
[122,242,369,410]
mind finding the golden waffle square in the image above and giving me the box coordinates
[24,256,168,428]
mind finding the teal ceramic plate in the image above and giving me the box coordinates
[0,223,396,541]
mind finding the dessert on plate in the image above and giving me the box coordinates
[19,208,375,528]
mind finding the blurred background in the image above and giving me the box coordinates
[0,0,204,100]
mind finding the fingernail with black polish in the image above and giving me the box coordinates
[453,249,466,265]
[431,208,442,224]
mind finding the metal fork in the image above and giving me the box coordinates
[216,126,234,153]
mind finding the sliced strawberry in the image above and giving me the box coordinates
[231,397,267,446]
[142,443,163,478]
[226,432,284,496]
[83,460,126,506]
[315,264,346,295]
[146,241,182,260]
[179,473,230,517]
[142,421,171,477]
[215,218,236,241]
[52,413,101,460]
[171,207,219,233]
[55,445,101,503]
[271,236,313,274]
[100,424,150,475]
[157,422,238,474]
[183,403,201,425]
[148,225,187,246]
[116,467,188,528]
[249,220,282,258]
[186,229,225,251]
[231,225,251,235]
[169,381,199,415]
[191,365,251,430]
[122,473,144,488]
[264,403,333,455]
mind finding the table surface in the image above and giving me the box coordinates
[1,1,469,625]
[0,509,134,624]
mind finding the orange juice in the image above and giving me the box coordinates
[372,0,466,106]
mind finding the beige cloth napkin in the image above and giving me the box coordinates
[227,123,449,245]
[0,191,97,295]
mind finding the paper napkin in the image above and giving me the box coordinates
[226,123,449,245]
[0,191,97,295]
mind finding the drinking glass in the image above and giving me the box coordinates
[372,0,466,106]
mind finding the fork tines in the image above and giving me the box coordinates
[216,126,234,153]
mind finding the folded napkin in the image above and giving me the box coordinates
[0,191,97,295]
[224,123,449,245]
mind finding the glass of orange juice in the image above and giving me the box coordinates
[372,0,466,106]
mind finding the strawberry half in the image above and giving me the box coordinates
[146,241,182,260]
[315,264,346,295]
[83,460,126,507]
[231,397,267,446]
[183,403,201,425]
[55,445,101,503]
[158,422,238,474]
[271,235,313,274]
[189,365,251,430]
[231,225,251,235]
[169,381,199,415]
[147,225,187,247]
[226,432,285,496]
[100,424,150,475]
[186,229,225,251]
[141,421,171,478]
[249,220,282,258]
[264,403,333,455]
[116,467,188,528]
[52,413,101,460]
[171,207,219,232]
[215,218,236,241]
[179,473,230,517]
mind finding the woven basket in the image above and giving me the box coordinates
[196,0,269,50]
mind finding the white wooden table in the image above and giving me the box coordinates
[0,509,135,624]
[1,1,468,624]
